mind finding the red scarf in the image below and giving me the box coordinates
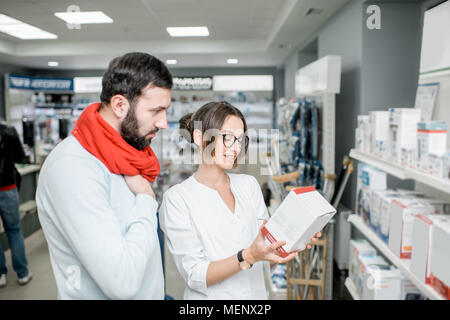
[72,103,160,182]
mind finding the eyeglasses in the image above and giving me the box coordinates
[220,133,249,148]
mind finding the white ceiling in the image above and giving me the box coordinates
[0,0,350,69]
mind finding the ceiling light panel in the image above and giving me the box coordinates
[54,11,113,24]
[166,26,209,37]
[0,13,57,39]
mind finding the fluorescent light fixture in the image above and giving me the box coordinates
[48,61,59,67]
[0,13,57,39]
[166,26,209,37]
[227,58,239,64]
[54,11,113,24]
[166,59,177,65]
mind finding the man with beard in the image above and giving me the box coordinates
[36,52,172,299]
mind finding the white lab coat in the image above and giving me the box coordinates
[159,173,270,300]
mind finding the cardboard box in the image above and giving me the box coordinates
[419,198,450,215]
[378,192,403,244]
[370,111,390,158]
[357,115,370,153]
[399,273,423,300]
[355,164,387,225]
[371,190,399,234]
[443,153,450,180]
[356,255,389,297]
[262,186,336,257]
[429,216,450,299]
[410,214,444,284]
[416,121,447,173]
[388,108,421,166]
[389,198,434,259]
[362,266,402,300]
[349,239,377,284]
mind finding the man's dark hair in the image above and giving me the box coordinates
[100,52,173,107]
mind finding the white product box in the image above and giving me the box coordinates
[357,255,389,298]
[399,273,423,300]
[349,239,377,284]
[378,192,403,244]
[370,111,390,158]
[388,108,421,166]
[429,153,444,178]
[370,190,398,234]
[416,121,447,173]
[357,115,370,153]
[389,198,434,259]
[355,127,363,151]
[443,153,450,180]
[262,186,336,257]
[419,198,450,215]
[410,214,444,284]
[362,266,402,300]
[429,216,450,299]
[355,164,387,225]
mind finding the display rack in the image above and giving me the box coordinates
[348,214,445,300]
[350,149,450,193]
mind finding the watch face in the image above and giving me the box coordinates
[239,261,251,270]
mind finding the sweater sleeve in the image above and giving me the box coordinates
[159,187,210,296]
[37,156,159,300]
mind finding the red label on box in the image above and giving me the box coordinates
[261,226,289,257]
[293,186,316,195]
[430,273,450,300]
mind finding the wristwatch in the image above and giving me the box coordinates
[237,249,253,270]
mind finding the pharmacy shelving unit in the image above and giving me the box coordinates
[349,149,450,193]
[348,148,448,300]
[347,215,444,300]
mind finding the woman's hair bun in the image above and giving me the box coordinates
[179,112,194,142]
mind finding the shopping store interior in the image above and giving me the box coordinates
[0,0,449,301]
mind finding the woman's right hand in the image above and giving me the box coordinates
[243,220,298,265]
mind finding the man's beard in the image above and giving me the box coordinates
[120,104,158,150]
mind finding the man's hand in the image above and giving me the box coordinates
[124,175,155,199]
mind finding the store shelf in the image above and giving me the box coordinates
[344,277,360,300]
[348,214,445,300]
[350,149,450,194]
[349,149,407,179]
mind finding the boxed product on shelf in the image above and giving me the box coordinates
[388,198,435,259]
[355,127,363,151]
[420,198,450,215]
[370,189,399,234]
[416,121,447,173]
[378,191,404,244]
[362,266,402,300]
[356,115,370,153]
[388,108,421,167]
[441,152,450,180]
[356,255,389,297]
[410,214,445,284]
[429,153,444,178]
[369,111,390,159]
[349,239,377,285]
[399,273,423,300]
[355,163,387,225]
[429,215,450,299]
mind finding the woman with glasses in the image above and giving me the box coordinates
[160,101,319,300]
